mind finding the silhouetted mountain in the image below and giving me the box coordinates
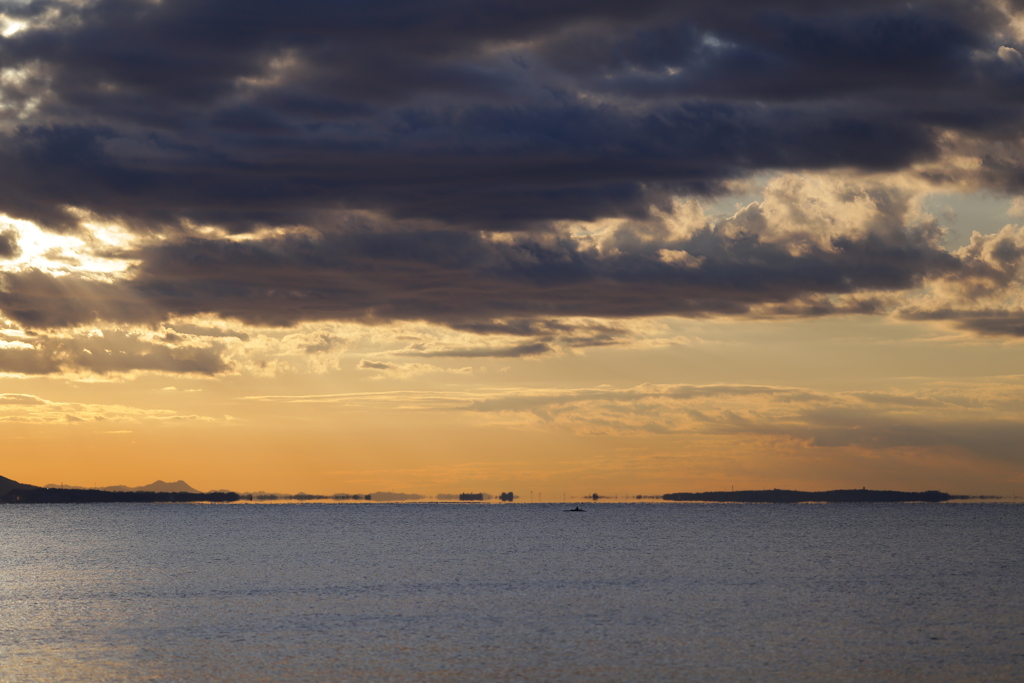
[662,489,958,503]
[109,480,202,493]
[45,479,203,493]
[3,474,238,504]
[0,475,34,495]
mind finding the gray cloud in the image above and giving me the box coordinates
[0,0,1023,340]
[300,332,340,354]
[165,323,251,341]
[235,380,1024,466]
[0,0,1020,234]
[789,406,1024,465]
[0,329,229,375]
[118,212,964,325]
[0,207,986,334]
[0,268,159,328]
[398,341,553,358]
[899,308,1024,337]
[455,381,1024,463]
[358,359,395,371]
[0,229,19,259]
[462,384,801,414]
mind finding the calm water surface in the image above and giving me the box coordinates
[1,503,1022,682]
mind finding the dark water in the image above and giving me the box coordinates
[1,503,1022,682]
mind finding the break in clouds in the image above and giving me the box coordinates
[2,0,1024,373]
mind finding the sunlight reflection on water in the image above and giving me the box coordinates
[1,503,1022,682]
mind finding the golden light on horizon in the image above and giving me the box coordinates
[1,1,1024,499]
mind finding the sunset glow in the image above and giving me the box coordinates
[2,0,1024,498]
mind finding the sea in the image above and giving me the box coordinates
[1,502,1021,682]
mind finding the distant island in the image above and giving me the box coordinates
[44,479,203,494]
[0,475,240,504]
[242,491,422,501]
[661,489,962,503]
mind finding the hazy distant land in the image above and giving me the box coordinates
[4,488,241,504]
[245,491,425,502]
[661,489,962,503]
[1,475,239,504]
[44,480,203,494]
[0,475,993,505]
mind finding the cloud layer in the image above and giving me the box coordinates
[3,172,1022,343]
[244,380,1024,466]
[0,0,1022,232]
[1,0,1024,370]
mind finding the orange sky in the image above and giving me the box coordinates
[5,303,1024,497]
[4,0,1024,497]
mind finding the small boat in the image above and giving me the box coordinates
[564,506,585,512]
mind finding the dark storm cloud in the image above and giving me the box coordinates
[0,267,160,327]
[0,228,19,259]
[0,0,1020,232]
[0,210,962,330]
[0,103,938,231]
[1,0,1023,339]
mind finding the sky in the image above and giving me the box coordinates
[2,0,1024,497]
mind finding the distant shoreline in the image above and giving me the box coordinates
[661,489,959,503]
[0,476,1004,505]
[1,487,240,504]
